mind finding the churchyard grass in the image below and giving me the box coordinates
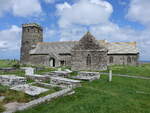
[102,64,150,77]
[0,60,18,68]
[1,60,150,113]
[0,84,62,112]
[0,101,5,113]
[15,75,150,113]
[35,67,56,75]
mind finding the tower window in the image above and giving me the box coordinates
[109,56,113,63]
[86,54,91,66]
[27,28,30,32]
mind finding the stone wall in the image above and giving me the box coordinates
[59,54,72,67]
[29,55,50,66]
[71,32,108,71]
[16,88,72,112]
[71,50,108,71]
[108,54,139,66]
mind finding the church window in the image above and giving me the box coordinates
[86,54,91,66]
[109,56,113,63]
[26,28,30,32]
[60,60,66,66]
[127,56,132,63]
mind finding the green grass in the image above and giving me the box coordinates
[0,101,5,113]
[0,85,33,104]
[0,60,18,68]
[102,64,150,77]
[35,67,56,75]
[16,75,150,113]
[0,70,25,76]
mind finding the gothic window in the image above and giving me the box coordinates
[127,56,132,63]
[86,54,91,66]
[109,56,113,63]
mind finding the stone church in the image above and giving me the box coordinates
[20,23,139,71]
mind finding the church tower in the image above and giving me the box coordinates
[20,23,43,64]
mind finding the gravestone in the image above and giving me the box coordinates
[73,72,100,81]
[21,67,34,76]
[11,84,49,96]
[0,75,26,87]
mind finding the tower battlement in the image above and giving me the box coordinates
[22,23,42,30]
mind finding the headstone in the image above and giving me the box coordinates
[11,84,49,96]
[50,77,81,88]
[21,67,34,76]
[49,71,70,77]
[0,75,26,87]
[73,72,100,81]
[25,68,34,76]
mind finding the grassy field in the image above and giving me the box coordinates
[16,75,150,113]
[0,60,18,68]
[102,64,150,77]
[0,60,150,113]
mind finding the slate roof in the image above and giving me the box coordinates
[30,40,139,55]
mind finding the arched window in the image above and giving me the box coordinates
[86,54,91,66]
[109,56,113,63]
[127,56,132,63]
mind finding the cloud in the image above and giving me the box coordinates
[126,0,150,26]
[0,0,11,17]
[56,0,113,28]
[44,28,57,41]
[0,0,42,17]
[0,25,21,51]
[53,0,150,60]
[59,26,87,41]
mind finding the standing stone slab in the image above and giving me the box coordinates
[21,67,34,76]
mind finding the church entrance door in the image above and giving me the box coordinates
[49,58,55,67]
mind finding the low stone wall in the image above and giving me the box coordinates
[36,82,67,89]
[0,68,20,72]
[73,72,100,81]
[14,88,73,112]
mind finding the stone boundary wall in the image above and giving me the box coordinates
[8,88,73,113]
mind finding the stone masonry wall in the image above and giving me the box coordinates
[71,50,108,71]
[108,54,139,66]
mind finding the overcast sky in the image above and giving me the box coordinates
[0,0,150,60]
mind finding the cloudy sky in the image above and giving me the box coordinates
[0,0,149,60]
